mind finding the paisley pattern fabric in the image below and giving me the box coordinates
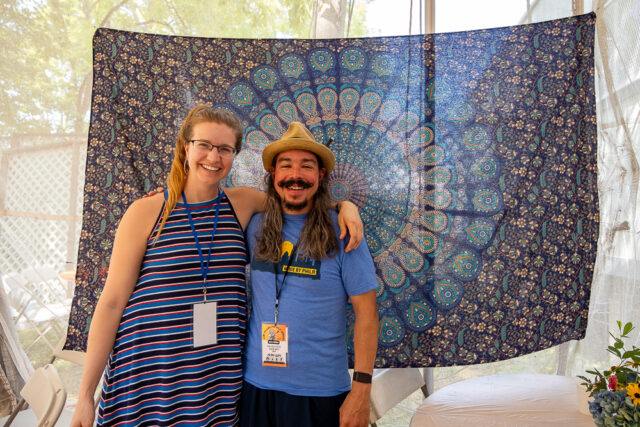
[68,13,598,367]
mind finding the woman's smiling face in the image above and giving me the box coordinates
[185,121,237,187]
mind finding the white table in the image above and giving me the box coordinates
[410,374,594,426]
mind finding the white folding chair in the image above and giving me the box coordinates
[21,267,70,306]
[50,337,102,426]
[50,338,87,366]
[1,337,100,426]
[2,364,67,427]
[49,337,101,425]
[368,368,432,426]
[2,272,68,352]
[2,273,36,325]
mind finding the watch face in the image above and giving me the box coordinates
[353,372,372,383]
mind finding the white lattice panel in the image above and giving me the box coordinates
[0,216,69,273]
[5,147,73,215]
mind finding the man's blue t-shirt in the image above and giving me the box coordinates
[244,211,378,396]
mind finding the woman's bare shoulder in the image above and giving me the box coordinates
[223,186,266,230]
[120,192,165,233]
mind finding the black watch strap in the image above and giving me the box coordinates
[352,371,372,384]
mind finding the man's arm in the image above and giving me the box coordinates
[339,289,378,427]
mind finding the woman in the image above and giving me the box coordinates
[71,105,362,426]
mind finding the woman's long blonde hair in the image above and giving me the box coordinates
[154,105,243,240]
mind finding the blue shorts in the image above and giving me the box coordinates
[239,380,349,427]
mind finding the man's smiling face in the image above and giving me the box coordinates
[271,149,326,214]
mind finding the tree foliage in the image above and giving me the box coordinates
[1,0,373,137]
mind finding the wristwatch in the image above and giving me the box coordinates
[352,371,372,384]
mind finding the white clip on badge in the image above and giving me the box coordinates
[193,301,217,347]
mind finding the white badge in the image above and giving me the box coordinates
[261,323,288,367]
[193,302,217,347]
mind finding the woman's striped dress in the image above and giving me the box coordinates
[98,192,247,426]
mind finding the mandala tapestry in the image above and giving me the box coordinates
[68,13,598,367]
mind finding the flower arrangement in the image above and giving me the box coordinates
[579,321,640,426]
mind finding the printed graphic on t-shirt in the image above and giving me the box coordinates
[252,240,321,279]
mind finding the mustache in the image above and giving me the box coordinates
[277,179,312,189]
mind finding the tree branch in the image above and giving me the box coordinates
[99,0,130,28]
[136,19,176,33]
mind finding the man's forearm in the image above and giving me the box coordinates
[340,290,378,427]
[351,290,378,375]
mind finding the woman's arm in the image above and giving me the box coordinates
[71,195,163,427]
[336,201,363,252]
[144,186,266,231]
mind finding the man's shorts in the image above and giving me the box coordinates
[239,380,349,427]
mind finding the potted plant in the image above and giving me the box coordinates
[579,321,640,426]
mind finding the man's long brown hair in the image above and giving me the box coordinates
[254,157,338,263]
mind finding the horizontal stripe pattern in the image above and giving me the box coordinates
[98,194,247,426]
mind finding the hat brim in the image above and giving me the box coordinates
[262,138,335,173]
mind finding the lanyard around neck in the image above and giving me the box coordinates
[273,244,298,326]
[182,189,222,302]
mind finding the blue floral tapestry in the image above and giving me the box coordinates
[68,13,598,367]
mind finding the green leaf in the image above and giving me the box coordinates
[608,345,621,357]
[626,396,635,408]
[623,322,633,336]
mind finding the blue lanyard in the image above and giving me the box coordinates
[182,189,222,302]
[273,244,297,326]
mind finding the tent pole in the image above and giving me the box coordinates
[426,0,435,34]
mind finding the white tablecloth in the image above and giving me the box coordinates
[410,374,594,426]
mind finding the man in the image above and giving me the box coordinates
[240,122,379,427]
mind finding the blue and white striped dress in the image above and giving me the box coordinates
[98,192,247,426]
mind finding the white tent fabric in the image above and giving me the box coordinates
[571,0,640,374]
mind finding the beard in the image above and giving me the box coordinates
[282,199,310,212]
[277,178,313,212]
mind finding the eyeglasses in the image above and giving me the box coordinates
[190,140,237,159]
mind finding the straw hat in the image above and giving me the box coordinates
[262,122,335,173]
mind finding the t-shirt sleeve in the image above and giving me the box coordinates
[340,234,379,297]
